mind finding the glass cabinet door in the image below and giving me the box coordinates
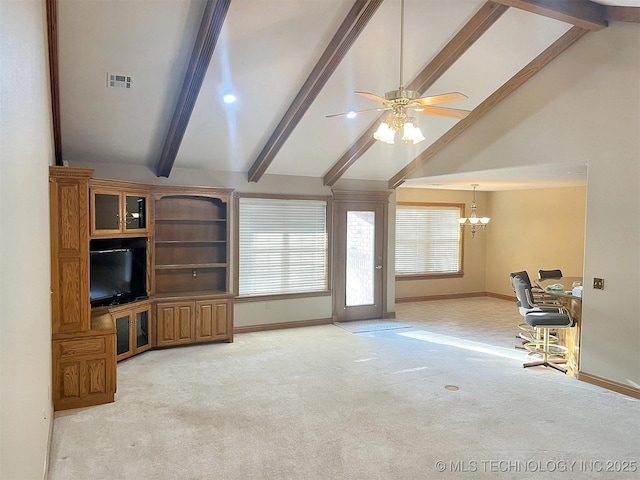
[124,194,147,232]
[135,309,150,351]
[91,189,148,236]
[115,314,132,359]
[93,192,121,232]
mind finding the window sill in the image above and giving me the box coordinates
[235,290,332,303]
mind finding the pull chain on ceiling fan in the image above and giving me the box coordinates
[327,0,471,145]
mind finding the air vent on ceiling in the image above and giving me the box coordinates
[107,73,132,89]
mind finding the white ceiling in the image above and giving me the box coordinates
[56,0,636,191]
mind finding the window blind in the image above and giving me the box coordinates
[238,197,328,296]
[395,205,462,275]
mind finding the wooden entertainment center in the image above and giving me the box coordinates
[49,166,234,411]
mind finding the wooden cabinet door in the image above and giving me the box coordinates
[90,188,149,237]
[90,189,122,236]
[50,169,91,334]
[156,302,194,346]
[122,192,149,235]
[52,335,116,410]
[195,299,231,342]
[213,300,230,339]
[132,304,152,354]
[114,311,133,361]
[195,300,215,342]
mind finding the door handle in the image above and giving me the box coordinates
[375,265,382,270]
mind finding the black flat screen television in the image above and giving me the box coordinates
[90,238,147,307]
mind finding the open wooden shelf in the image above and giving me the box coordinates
[155,240,226,245]
[152,192,230,300]
[155,263,227,270]
[155,218,226,224]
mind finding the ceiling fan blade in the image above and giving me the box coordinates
[326,106,392,118]
[354,91,390,104]
[414,105,471,119]
[411,92,468,106]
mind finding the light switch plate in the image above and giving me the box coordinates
[593,278,604,290]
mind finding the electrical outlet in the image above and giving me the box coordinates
[593,277,604,290]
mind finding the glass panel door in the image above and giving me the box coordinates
[124,195,147,231]
[115,314,131,359]
[334,200,385,321]
[346,211,375,307]
[93,192,120,231]
[135,309,149,350]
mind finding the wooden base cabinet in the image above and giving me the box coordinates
[156,301,195,347]
[156,296,233,347]
[196,298,232,342]
[106,300,152,361]
[52,334,116,411]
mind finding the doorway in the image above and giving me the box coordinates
[333,191,389,321]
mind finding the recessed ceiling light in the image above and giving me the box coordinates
[223,94,236,104]
[346,111,357,119]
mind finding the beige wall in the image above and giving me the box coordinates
[394,188,488,300]
[485,187,586,297]
[577,25,639,388]
[0,1,55,478]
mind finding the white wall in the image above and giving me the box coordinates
[0,1,55,478]
[408,23,639,388]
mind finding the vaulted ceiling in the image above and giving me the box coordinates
[51,0,639,190]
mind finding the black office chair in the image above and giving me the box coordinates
[512,275,574,373]
[538,269,563,280]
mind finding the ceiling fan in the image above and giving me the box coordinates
[327,0,471,144]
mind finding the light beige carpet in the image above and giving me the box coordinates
[333,319,412,333]
[49,298,640,480]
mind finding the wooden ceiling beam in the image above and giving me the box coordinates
[492,0,607,30]
[606,6,640,23]
[247,0,383,183]
[322,1,508,187]
[46,0,63,166]
[155,0,231,178]
[388,26,589,190]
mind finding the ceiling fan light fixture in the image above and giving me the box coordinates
[402,120,425,145]
[374,121,395,144]
[327,0,470,134]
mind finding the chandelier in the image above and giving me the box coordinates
[458,184,490,238]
